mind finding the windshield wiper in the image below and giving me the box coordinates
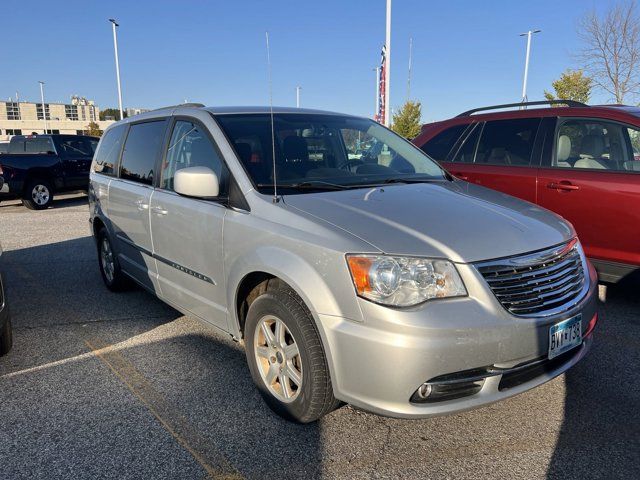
[256,181,349,191]
[381,176,442,185]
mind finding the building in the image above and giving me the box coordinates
[126,107,150,118]
[0,96,115,140]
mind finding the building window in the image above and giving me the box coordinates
[65,105,78,121]
[6,102,21,120]
[6,129,23,135]
[36,103,51,120]
[89,107,96,121]
[81,106,86,121]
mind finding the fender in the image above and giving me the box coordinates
[226,245,361,339]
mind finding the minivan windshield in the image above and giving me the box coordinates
[214,113,445,193]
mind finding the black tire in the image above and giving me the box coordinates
[22,178,54,210]
[0,315,12,356]
[97,228,131,292]
[244,278,340,423]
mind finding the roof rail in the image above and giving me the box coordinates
[456,100,589,117]
[149,102,205,112]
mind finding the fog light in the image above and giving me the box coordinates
[417,383,432,399]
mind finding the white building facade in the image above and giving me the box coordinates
[0,96,115,140]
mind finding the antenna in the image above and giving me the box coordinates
[265,31,279,203]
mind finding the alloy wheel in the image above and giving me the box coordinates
[253,314,303,403]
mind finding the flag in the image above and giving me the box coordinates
[376,46,386,124]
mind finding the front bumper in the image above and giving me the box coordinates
[319,261,598,418]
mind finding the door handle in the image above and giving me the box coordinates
[547,181,580,191]
[134,199,149,211]
[152,206,168,216]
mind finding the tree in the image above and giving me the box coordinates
[578,2,640,103]
[99,108,127,121]
[391,101,422,139]
[86,122,102,137]
[544,69,593,104]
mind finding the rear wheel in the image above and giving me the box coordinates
[244,279,339,423]
[0,315,12,356]
[97,228,131,292]
[22,179,53,210]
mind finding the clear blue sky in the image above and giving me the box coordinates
[0,0,615,121]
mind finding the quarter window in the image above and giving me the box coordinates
[93,124,126,175]
[554,119,640,172]
[120,121,167,185]
[451,123,481,163]
[420,124,467,161]
[161,120,226,192]
[475,118,540,166]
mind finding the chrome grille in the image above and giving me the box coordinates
[475,240,586,317]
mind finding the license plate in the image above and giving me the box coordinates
[548,314,582,359]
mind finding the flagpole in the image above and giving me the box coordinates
[384,0,391,126]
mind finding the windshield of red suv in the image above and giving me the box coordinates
[214,113,445,193]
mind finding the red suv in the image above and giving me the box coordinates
[413,100,640,282]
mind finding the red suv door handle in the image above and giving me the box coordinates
[547,181,579,191]
[451,172,469,181]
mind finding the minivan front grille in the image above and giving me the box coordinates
[475,239,586,317]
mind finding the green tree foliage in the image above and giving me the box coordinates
[99,108,127,121]
[544,69,593,104]
[86,121,103,137]
[391,101,422,139]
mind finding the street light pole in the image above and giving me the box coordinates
[296,86,301,108]
[374,66,380,119]
[520,29,541,104]
[38,81,48,134]
[384,0,391,126]
[109,18,124,120]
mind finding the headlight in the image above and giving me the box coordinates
[346,254,467,307]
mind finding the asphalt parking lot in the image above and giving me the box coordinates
[0,193,638,480]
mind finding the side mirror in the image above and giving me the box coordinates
[174,166,220,198]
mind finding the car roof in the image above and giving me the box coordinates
[203,106,353,116]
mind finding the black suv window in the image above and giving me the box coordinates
[420,124,467,161]
[93,125,126,175]
[58,137,95,158]
[161,120,227,192]
[475,118,541,166]
[120,121,167,185]
[25,137,55,154]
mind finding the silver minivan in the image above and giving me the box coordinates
[89,104,598,423]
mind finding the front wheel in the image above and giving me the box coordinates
[22,179,54,210]
[244,279,339,423]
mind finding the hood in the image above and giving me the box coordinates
[283,181,574,263]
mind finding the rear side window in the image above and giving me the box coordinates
[58,137,95,158]
[475,118,541,166]
[420,124,467,161]
[120,121,167,185]
[92,125,126,175]
[25,137,55,154]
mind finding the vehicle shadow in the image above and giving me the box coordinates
[0,193,87,210]
[0,237,324,479]
[547,279,640,479]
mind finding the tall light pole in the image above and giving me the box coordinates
[407,36,413,101]
[109,18,124,120]
[384,0,391,126]
[373,66,380,119]
[296,86,301,108]
[38,81,48,134]
[520,29,541,104]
